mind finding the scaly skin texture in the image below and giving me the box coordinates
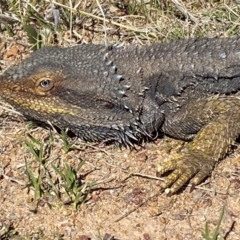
[1,37,240,194]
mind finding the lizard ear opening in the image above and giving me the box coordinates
[35,78,54,92]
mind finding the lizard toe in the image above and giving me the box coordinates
[157,152,213,194]
[190,163,214,187]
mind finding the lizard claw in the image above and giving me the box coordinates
[157,152,214,194]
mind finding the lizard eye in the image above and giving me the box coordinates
[36,78,54,91]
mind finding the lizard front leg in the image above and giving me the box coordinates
[158,95,240,194]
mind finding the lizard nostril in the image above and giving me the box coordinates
[36,78,54,92]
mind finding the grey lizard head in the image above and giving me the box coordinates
[0,44,160,145]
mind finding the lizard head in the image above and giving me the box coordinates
[0,48,78,121]
[0,45,152,144]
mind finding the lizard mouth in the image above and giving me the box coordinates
[0,85,76,116]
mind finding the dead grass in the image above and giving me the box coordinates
[0,0,240,239]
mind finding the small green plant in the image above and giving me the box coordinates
[21,132,93,210]
[52,160,94,210]
[23,135,45,165]
[23,136,47,199]
[0,223,19,239]
[24,25,42,50]
[59,129,74,153]
[202,207,225,240]
[25,159,44,199]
